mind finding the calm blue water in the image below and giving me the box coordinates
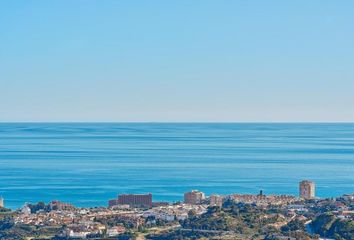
[0,123,353,209]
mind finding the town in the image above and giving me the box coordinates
[0,180,353,240]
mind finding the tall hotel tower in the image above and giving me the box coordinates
[299,180,315,199]
[184,190,206,205]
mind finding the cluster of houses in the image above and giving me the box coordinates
[8,191,354,239]
[143,204,207,223]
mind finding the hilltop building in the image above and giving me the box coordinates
[210,194,223,207]
[0,196,3,208]
[184,190,205,205]
[299,180,315,199]
[109,193,152,208]
[21,204,31,215]
[49,200,75,211]
[341,194,354,201]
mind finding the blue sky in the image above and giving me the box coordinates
[1,1,353,122]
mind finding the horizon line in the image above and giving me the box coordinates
[1,121,354,124]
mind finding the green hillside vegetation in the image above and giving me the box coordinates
[311,213,353,240]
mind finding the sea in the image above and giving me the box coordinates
[0,123,353,209]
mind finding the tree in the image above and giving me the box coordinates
[0,216,14,230]
[281,219,306,232]
[188,209,197,218]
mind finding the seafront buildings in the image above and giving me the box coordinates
[210,194,223,207]
[49,200,75,211]
[299,180,316,199]
[2,180,353,239]
[8,192,352,239]
[0,180,319,211]
[109,193,152,208]
[184,190,206,205]
[229,193,296,206]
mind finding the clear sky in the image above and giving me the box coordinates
[1,1,353,122]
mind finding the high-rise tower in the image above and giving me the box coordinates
[299,180,315,199]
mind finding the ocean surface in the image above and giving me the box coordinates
[0,123,353,209]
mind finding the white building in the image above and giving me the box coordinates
[21,205,31,215]
[176,213,188,220]
[106,226,126,237]
[67,229,90,238]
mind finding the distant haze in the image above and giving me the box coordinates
[1,1,354,122]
